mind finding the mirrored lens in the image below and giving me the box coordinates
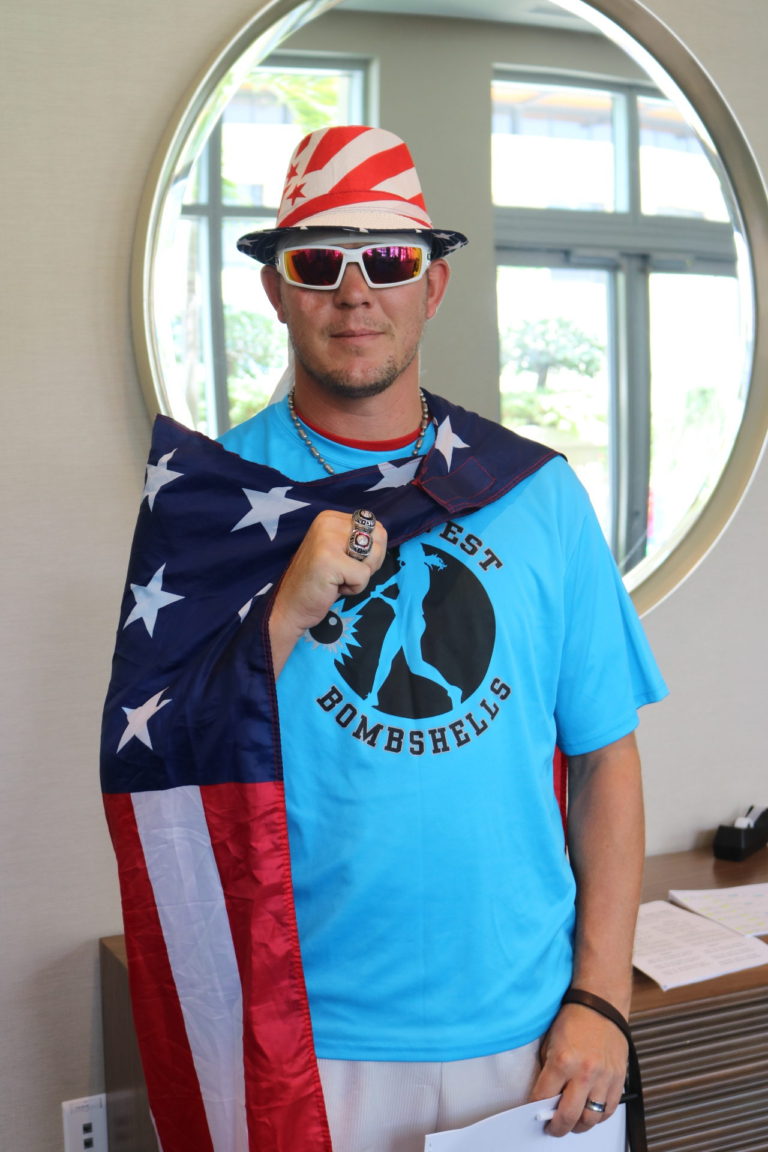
[362,245,424,284]
[284,248,343,287]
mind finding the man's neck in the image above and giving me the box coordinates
[291,373,424,444]
[294,403,426,452]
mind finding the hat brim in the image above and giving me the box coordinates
[237,224,468,265]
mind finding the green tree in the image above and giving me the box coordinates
[502,317,604,391]
[224,307,286,425]
[243,70,350,135]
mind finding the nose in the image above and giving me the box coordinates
[333,263,372,304]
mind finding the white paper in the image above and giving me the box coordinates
[668,882,768,936]
[632,899,768,989]
[424,1096,625,1151]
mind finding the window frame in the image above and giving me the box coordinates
[178,50,371,436]
[493,68,741,574]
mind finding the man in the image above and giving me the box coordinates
[224,125,665,1145]
[102,125,665,1152]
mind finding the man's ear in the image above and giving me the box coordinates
[261,265,287,323]
[425,258,451,320]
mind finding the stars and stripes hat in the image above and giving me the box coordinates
[237,125,468,264]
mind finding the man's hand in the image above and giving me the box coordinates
[530,1003,628,1136]
[529,730,643,1135]
[268,509,388,676]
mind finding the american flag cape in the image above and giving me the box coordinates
[100,392,559,1152]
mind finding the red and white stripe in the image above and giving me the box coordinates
[104,782,332,1152]
[277,125,432,230]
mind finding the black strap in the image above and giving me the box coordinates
[561,988,647,1152]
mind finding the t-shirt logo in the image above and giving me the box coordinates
[307,544,495,720]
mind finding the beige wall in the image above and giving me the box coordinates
[1,0,766,1147]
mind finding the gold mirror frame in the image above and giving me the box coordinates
[131,0,768,615]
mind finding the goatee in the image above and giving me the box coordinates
[292,350,418,400]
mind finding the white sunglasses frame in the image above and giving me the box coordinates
[274,240,432,291]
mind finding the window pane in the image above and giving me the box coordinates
[498,265,612,537]
[492,80,616,210]
[221,67,364,207]
[176,57,367,434]
[648,273,745,553]
[222,218,288,427]
[638,96,730,222]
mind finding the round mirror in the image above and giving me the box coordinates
[132,0,768,613]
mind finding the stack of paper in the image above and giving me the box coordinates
[632,897,768,990]
[668,882,768,936]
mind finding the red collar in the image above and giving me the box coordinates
[295,406,421,452]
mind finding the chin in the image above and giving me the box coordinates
[318,376,397,400]
[296,346,420,400]
[298,359,404,400]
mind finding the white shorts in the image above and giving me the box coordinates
[317,1039,542,1152]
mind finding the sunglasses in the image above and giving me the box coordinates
[275,241,431,290]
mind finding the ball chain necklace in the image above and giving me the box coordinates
[287,387,430,476]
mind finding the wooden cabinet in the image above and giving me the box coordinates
[101,848,768,1151]
[629,849,768,1152]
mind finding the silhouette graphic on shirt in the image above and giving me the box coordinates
[308,544,495,720]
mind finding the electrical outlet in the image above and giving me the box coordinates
[62,1093,108,1152]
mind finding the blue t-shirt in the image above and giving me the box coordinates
[220,399,667,1061]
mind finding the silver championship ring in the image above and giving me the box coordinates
[346,508,376,560]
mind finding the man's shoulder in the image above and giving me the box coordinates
[423,390,567,493]
[218,400,283,462]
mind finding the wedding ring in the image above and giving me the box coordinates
[585,1100,607,1114]
[346,509,376,561]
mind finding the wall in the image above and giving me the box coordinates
[1,0,766,1148]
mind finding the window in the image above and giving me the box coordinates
[158,55,369,436]
[492,82,617,211]
[493,74,745,576]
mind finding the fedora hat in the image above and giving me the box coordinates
[237,125,468,264]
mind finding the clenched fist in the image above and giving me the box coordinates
[268,509,388,676]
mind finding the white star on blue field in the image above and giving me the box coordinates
[123,564,184,637]
[231,486,309,540]
[434,417,469,470]
[118,689,171,752]
[142,450,183,510]
[365,458,421,491]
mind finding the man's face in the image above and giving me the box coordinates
[261,238,450,400]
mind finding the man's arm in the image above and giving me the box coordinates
[529,730,644,1136]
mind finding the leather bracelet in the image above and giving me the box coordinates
[561,987,631,1042]
[561,987,648,1152]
